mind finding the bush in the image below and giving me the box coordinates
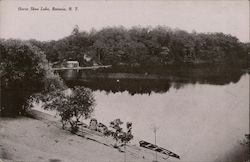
[108,119,133,147]
[42,86,95,133]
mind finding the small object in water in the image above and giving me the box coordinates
[117,79,120,82]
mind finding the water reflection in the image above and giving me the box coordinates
[59,65,246,95]
[56,67,249,162]
[91,74,249,162]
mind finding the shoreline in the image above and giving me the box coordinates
[0,110,171,162]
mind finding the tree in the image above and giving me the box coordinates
[120,122,133,144]
[109,119,133,148]
[71,25,80,36]
[29,25,248,67]
[109,118,123,147]
[0,39,65,116]
[41,86,95,133]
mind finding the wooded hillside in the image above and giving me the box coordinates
[30,26,249,67]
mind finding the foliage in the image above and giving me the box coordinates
[240,134,250,147]
[109,119,133,147]
[119,122,133,144]
[0,39,65,116]
[71,25,80,36]
[41,86,95,133]
[31,26,249,68]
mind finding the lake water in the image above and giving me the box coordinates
[59,67,249,162]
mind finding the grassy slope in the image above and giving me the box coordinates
[0,110,170,162]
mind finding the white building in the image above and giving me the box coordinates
[66,61,79,68]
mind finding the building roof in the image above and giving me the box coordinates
[67,61,79,63]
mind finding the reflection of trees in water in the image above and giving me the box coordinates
[61,65,246,95]
[66,79,172,95]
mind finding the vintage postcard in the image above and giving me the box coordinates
[0,0,249,162]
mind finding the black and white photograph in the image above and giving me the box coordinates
[0,0,249,162]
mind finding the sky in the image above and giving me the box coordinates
[0,0,249,42]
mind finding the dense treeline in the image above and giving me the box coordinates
[30,26,249,67]
[1,26,248,115]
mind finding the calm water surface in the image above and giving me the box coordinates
[57,66,249,161]
[86,74,249,162]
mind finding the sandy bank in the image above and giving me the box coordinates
[0,110,172,162]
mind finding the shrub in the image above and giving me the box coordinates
[42,86,95,133]
[109,119,133,147]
